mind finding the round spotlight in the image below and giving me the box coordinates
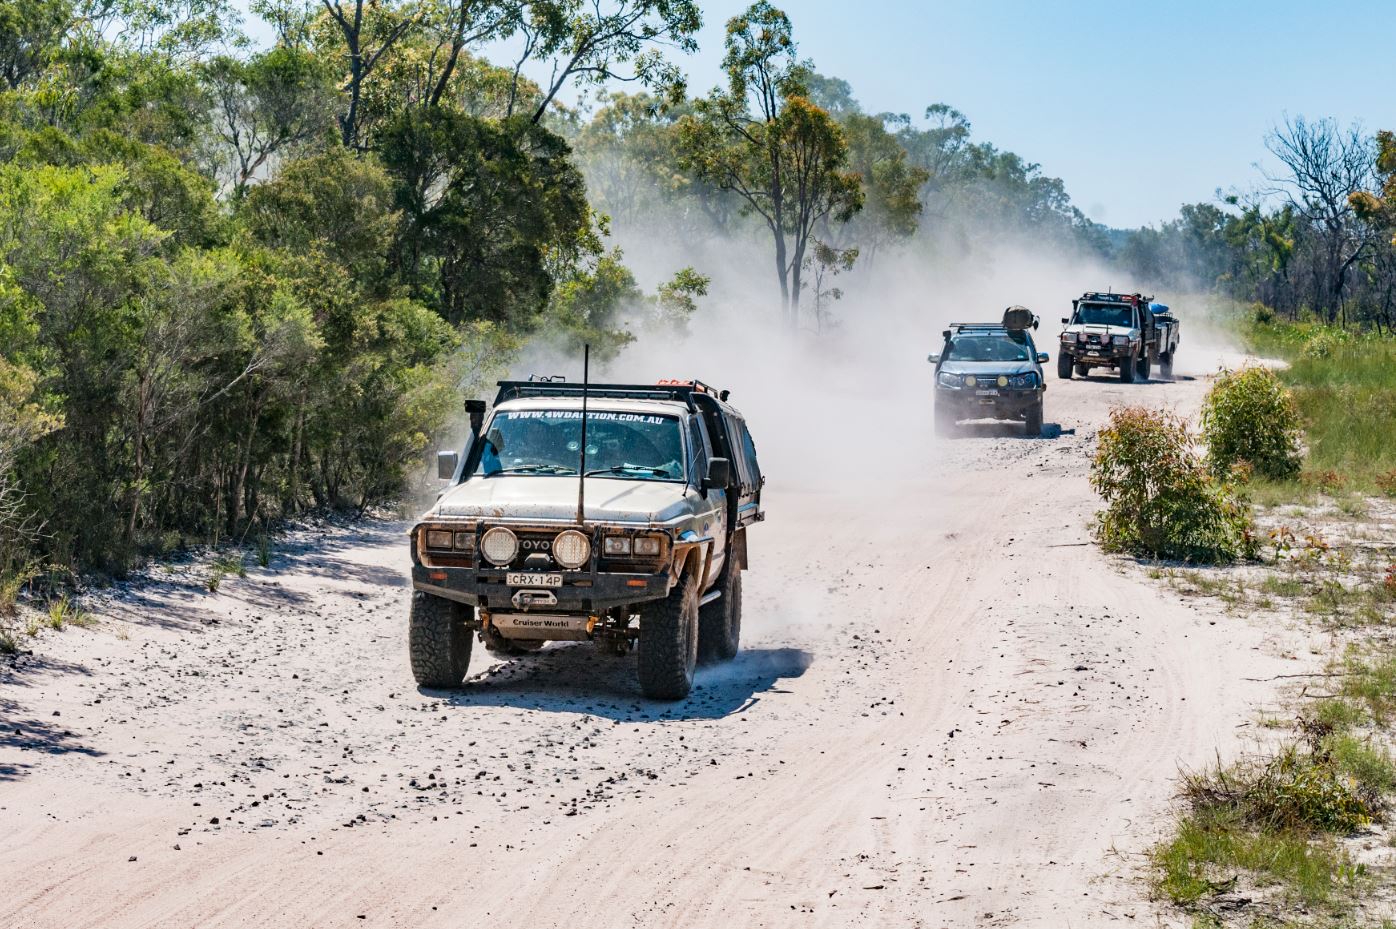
[480,527,519,566]
[997,375,1009,388]
[963,375,976,388]
[552,529,591,569]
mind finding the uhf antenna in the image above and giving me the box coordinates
[576,344,589,525]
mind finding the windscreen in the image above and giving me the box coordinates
[943,332,1031,363]
[1075,304,1133,327]
[475,410,686,482]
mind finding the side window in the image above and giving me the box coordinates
[687,417,708,484]
[738,421,761,486]
[722,413,756,489]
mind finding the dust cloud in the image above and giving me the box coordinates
[591,224,1131,485]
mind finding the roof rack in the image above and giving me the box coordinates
[493,380,728,410]
[1081,291,1154,304]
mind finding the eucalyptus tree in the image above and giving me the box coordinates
[676,2,861,328]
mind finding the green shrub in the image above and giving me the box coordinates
[1243,746,1372,832]
[1304,328,1349,359]
[1091,407,1256,563]
[1200,366,1303,481]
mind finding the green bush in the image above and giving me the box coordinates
[1304,328,1350,359]
[1091,407,1256,563]
[1243,746,1372,833]
[1200,366,1303,481]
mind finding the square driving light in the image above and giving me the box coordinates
[425,529,453,549]
[603,537,631,556]
[633,536,662,556]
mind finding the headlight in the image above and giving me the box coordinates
[1009,373,1036,388]
[937,371,961,388]
[1113,335,1129,346]
[633,535,663,556]
[453,531,474,551]
[425,529,453,549]
[603,536,631,556]
[996,375,1009,388]
[552,529,591,569]
[480,527,518,565]
[1060,332,1074,342]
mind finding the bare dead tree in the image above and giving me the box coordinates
[1263,116,1377,323]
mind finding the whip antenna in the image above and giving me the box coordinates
[576,344,589,525]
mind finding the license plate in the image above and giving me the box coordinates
[975,389,999,396]
[507,572,562,588]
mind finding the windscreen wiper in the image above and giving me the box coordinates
[494,464,577,475]
[584,464,671,478]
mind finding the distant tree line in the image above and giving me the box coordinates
[1116,117,1396,331]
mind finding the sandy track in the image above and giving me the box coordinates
[0,357,1302,928]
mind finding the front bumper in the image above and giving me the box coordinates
[1061,342,1128,364]
[935,386,1042,419]
[411,564,671,613]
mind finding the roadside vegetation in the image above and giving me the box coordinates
[1091,406,1255,563]
[1244,317,1396,496]
[1121,323,1396,924]
[1109,121,1396,922]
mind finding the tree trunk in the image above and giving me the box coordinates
[228,402,262,537]
[125,372,149,546]
[286,389,306,514]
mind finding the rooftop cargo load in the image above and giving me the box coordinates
[1002,305,1037,331]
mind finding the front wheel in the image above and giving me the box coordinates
[698,560,742,663]
[1119,354,1138,383]
[638,570,699,700]
[1025,400,1043,437]
[409,592,472,688]
[1056,353,1073,379]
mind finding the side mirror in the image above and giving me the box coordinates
[927,353,940,364]
[1060,318,1069,325]
[1037,352,1049,364]
[437,450,459,481]
[704,457,733,491]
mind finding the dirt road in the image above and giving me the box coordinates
[0,353,1302,928]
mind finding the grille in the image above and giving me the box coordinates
[505,530,559,569]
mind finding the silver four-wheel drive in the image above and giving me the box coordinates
[408,379,763,700]
[929,306,1049,437]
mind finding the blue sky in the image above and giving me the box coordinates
[238,0,1394,228]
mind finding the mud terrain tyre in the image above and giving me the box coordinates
[698,560,741,663]
[1075,363,1089,377]
[409,591,472,688]
[1136,354,1151,381]
[1025,400,1043,437]
[1056,353,1073,379]
[934,404,956,436]
[638,570,699,700]
[1160,351,1174,379]
[1119,354,1137,383]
